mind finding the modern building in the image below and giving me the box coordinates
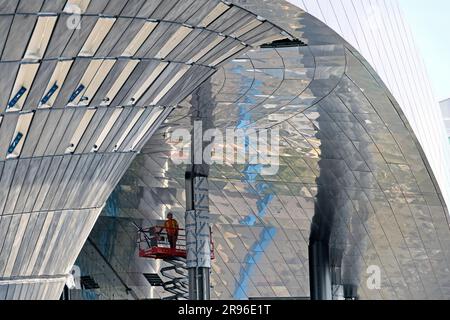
[0,0,449,300]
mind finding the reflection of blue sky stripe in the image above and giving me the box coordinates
[82,290,98,300]
[105,189,119,217]
[234,227,276,299]
[100,190,119,258]
[75,190,120,300]
[233,72,277,299]
[77,190,122,300]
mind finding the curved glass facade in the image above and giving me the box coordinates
[0,0,448,301]
[286,0,450,215]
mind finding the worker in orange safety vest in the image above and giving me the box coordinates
[164,212,179,250]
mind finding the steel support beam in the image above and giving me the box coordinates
[309,241,332,300]
[343,284,359,300]
[185,168,211,300]
[188,267,210,300]
[60,285,70,300]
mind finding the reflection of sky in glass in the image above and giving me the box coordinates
[233,73,277,299]
[76,190,120,300]
[99,189,119,258]
[81,289,98,300]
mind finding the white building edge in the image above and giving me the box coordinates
[287,0,450,213]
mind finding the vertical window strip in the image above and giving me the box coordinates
[154,26,193,60]
[79,17,116,57]
[198,2,230,28]
[129,62,168,105]
[66,109,96,154]
[187,35,226,64]
[113,108,146,152]
[39,60,74,109]
[232,19,263,38]
[68,59,104,106]
[7,63,40,112]
[122,21,158,57]
[78,59,116,106]
[127,107,165,151]
[24,15,58,61]
[64,0,91,14]
[92,107,123,152]
[101,60,140,106]
[208,43,246,67]
[150,65,191,106]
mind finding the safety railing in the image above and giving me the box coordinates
[136,225,215,260]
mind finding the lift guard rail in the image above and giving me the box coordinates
[135,225,215,260]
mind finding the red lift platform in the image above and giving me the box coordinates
[137,226,215,260]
